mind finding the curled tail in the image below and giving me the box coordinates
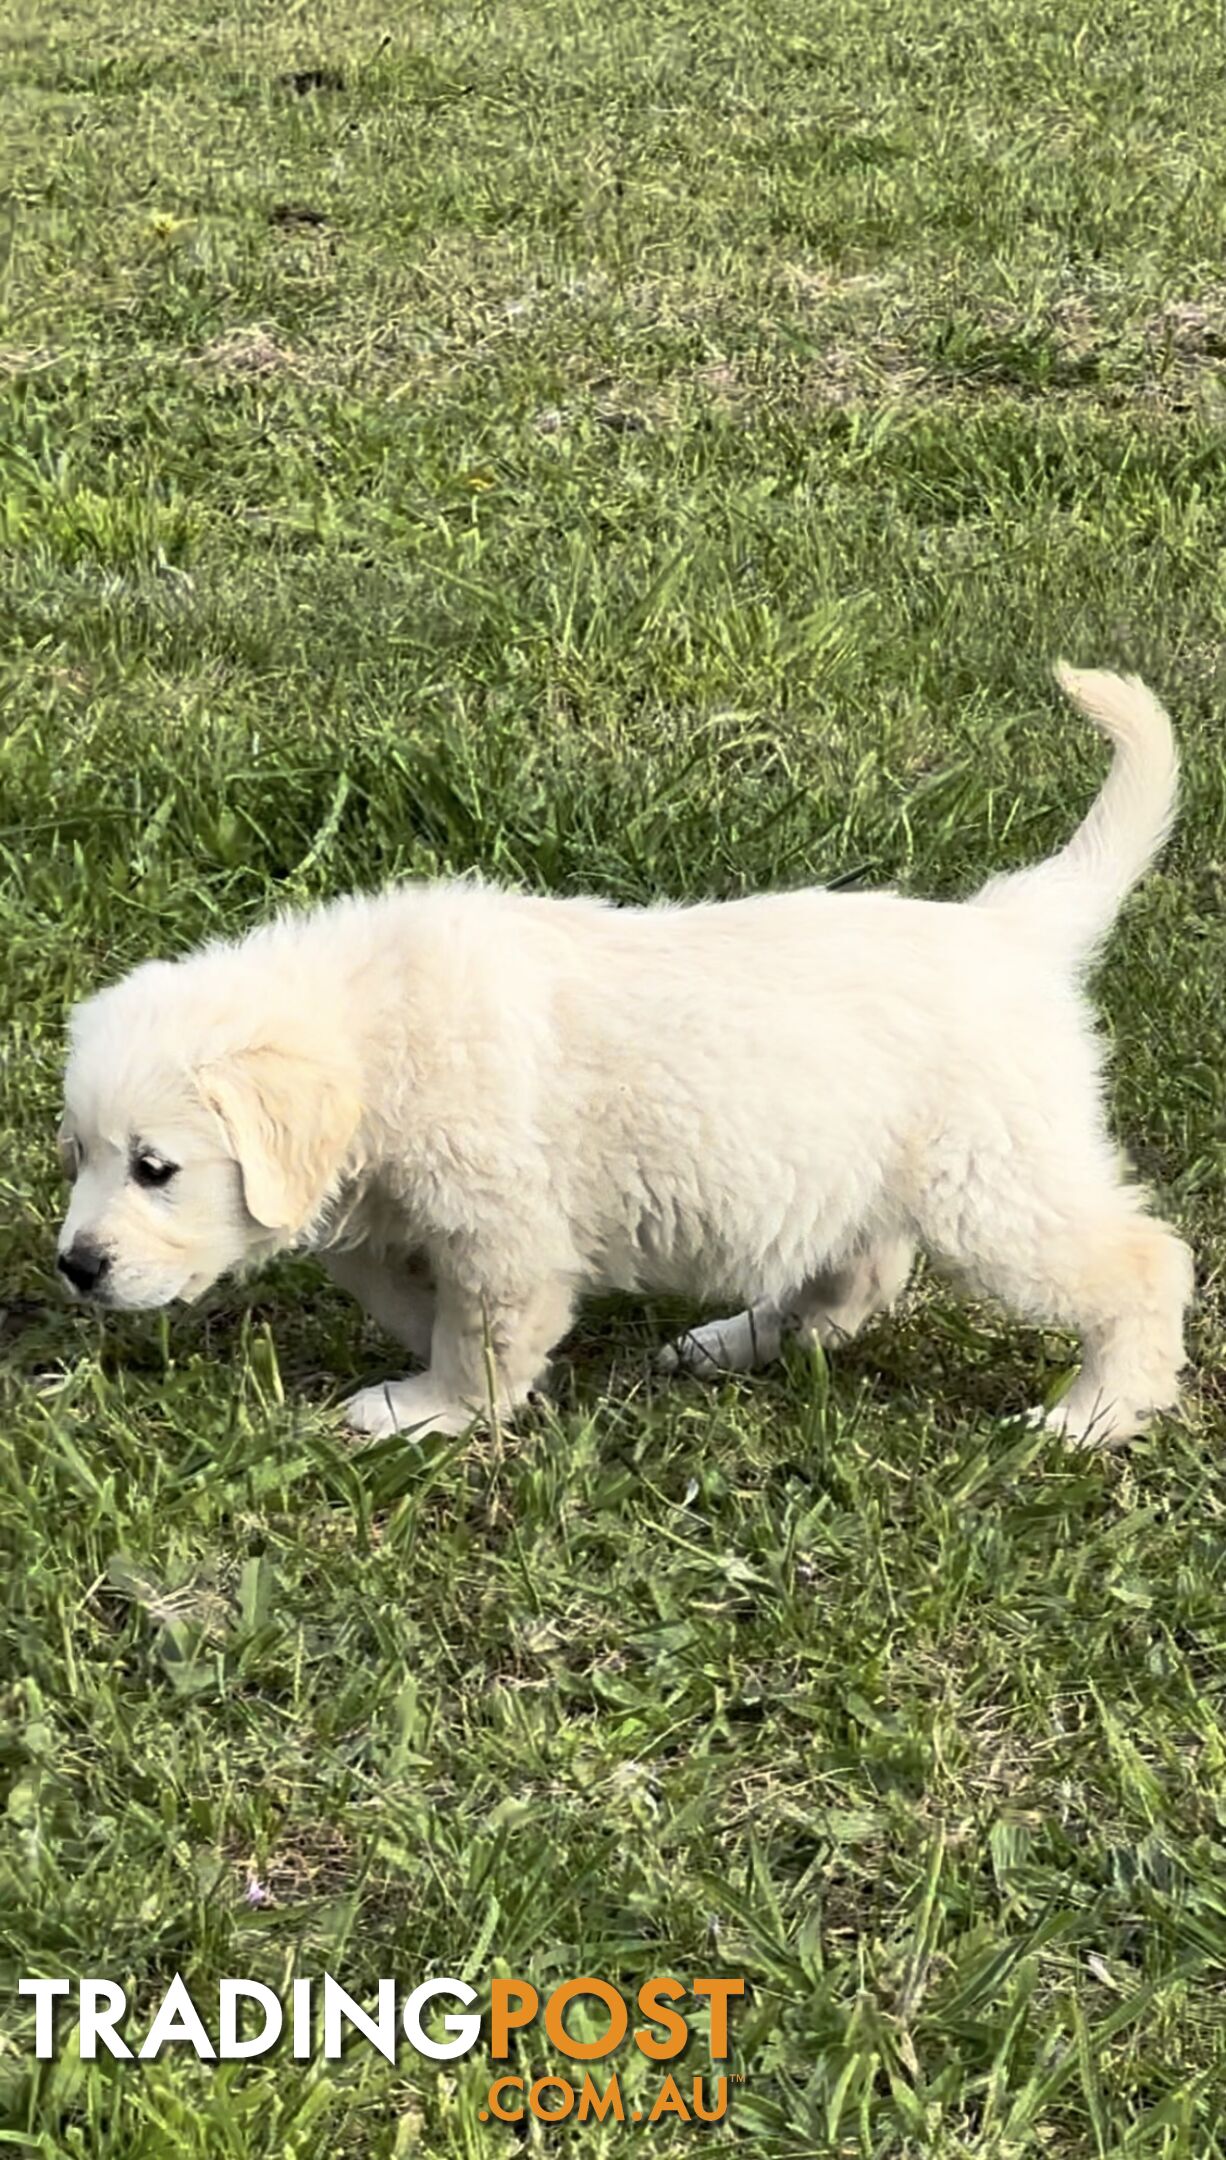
[976,664,1179,965]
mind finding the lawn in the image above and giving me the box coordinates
[1,0,1225,2151]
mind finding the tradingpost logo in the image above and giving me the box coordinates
[19,1971,747,2127]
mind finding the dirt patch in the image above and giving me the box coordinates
[196,326,297,376]
[280,65,345,97]
[0,347,62,377]
[1146,293,1226,358]
[231,1820,357,1907]
[269,202,328,230]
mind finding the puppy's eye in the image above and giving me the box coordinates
[133,1154,178,1190]
[57,1131,80,1182]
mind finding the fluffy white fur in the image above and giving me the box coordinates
[56,665,1193,1447]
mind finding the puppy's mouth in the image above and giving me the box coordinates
[59,1279,114,1308]
[117,1269,220,1310]
[59,1268,203,1313]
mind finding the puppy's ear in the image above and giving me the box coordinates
[197,1046,360,1232]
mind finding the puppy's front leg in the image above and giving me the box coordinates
[343,1269,575,1440]
[321,1246,435,1360]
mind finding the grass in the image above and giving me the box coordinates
[1,0,1225,2151]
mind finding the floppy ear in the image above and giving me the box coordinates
[196,1046,360,1232]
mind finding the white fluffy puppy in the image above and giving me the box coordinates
[56,666,1192,1448]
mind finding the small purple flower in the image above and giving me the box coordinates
[244,1874,271,1907]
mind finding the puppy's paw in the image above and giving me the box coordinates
[342,1378,476,1441]
[1026,1396,1139,1450]
[658,1308,783,1378]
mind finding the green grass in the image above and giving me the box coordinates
[2,0,1225,2151]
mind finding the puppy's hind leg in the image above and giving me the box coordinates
[796,1234,916,1348]
[926,1165,1192,1447]
[658,1300,787,1377]
[1031,1210,1192,1446]
[658,1235,915,1378]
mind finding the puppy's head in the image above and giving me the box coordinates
[56,957,361,1310]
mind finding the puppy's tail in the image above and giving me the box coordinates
[975,664,1179,965]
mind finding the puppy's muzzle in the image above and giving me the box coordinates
[57,1239,111,1298]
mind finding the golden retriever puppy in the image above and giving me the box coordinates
[56,667,1192,1447]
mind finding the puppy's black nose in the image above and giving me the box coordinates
[57,1241,110,1295]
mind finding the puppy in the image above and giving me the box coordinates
[56,666,1192,1447]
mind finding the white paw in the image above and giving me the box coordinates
[1027,1394,1139,1450]
[342,1378,476,1440]
[658,1308,783,1378]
